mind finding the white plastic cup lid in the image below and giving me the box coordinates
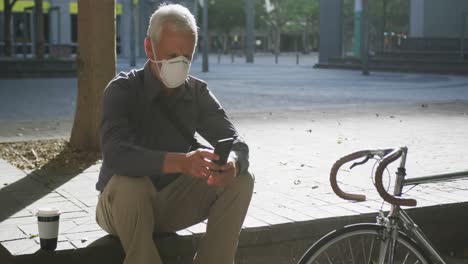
[36,207,61,217]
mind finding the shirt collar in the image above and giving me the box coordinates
[143,60,193,102]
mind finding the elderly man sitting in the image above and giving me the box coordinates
[95,3,254,264]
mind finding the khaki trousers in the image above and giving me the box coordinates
[96,171,254,264]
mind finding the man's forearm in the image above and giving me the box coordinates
[162,152,186,174]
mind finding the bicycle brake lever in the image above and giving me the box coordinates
[350,155,372,169]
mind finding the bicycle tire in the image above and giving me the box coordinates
[298,223,432,264]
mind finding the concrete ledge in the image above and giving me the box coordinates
[315,60,468,75]
[0,59,77,79]
[6,202,468,264]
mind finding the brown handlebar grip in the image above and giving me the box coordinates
[330,150,370,202]
[375,150,417,207]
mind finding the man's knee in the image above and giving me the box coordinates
[108,175,156,206]
[228,170,254,200]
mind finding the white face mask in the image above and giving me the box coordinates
[149,42,191,88]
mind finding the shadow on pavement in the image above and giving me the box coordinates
[0,144,99,222]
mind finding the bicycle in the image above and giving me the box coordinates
[298,147,468,264]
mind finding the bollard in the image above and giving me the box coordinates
[218,50,221,64]
[231,51,234,63]
[275,53,278,64]
[296,53,299,65]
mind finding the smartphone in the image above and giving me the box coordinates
[213,137,234,165]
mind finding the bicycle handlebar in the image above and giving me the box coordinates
[374,148,417,207]
[330,147,417,207]
[330,149,390,202]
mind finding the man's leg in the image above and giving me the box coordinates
[157,171,254,264]
[96,175,162,264]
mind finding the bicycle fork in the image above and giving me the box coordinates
[376,214,399,264]
[375,210,447,264]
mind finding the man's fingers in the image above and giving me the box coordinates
[220,162,234,171]
[197,149,219,161]
[207,175,221,186]
[201,159,222,171]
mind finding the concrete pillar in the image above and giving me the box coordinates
[318,0,343,64]
[353,0,362,57]
[202,0,208,72]
[245,0,255,63]
[410,0,425,37]
[138,0,155,57]
[50,0,72,44]
[121,0,132,58]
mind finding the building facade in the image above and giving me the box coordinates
[410,0,468,38]
[0,0,194,57]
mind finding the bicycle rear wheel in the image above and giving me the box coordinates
[298,223,431,264]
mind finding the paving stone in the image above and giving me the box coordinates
[290,205,336,219]
[0,226,27,241]
[0,161,25,177]
[74,195,98,207]
[62,223,102,234]
[55,240,76,250]
[18,220,77,237]
[339,202,379,214]
[0,216,37,227]
[9,209,34,218]
[72,216,95,226]
[81,164,102,174]
[260,204,311,222]
[242,215,269,229]
[32,234,69,245]
[64,230,108,242]
[70,235,103,249]
[248,206,292,225]
[1,238,37,255]
[316,205,358,217]
[59,211,90,220]
[26,200,83,214]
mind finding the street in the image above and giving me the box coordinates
[1,53,468,142]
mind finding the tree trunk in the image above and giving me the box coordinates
[302,28,309,54]
[274,28,281,55]
[34,0,45,59]
[70,0,116,152]
[3,0,17,57]
[380,0,387,52]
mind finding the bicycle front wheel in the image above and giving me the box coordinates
[298,223,431,264]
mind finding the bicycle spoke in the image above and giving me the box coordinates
[367,236,375,264]
[301,226,429,264]
[361,236,368,264]
[402,252,410,264]
[378,239,388,264]
[324,252,333,264]
[348,238,355,264]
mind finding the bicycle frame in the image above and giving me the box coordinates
[328,147,468,264]
[380,148,447,264]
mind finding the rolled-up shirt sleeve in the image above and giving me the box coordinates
[101,81,166,177]
[196,84,250,175]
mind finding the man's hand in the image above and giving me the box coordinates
[180,149,221,179]
[206,159,238,187]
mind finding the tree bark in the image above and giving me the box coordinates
[3,0,18,57]
[382,0,387,51]
[274,28,281,55]
[34,0,45,59]
[70,0,116,152]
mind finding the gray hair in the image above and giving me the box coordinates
[147,3,198,45]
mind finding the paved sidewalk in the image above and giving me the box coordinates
[1,102,468,259]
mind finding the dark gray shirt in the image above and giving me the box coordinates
[96,62,249,191]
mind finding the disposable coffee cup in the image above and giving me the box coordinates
[36,207,61,251]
